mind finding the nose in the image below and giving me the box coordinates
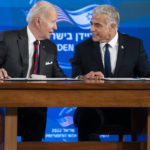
[90,24,95,32]
[54,23,57,30]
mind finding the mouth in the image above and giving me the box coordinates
[92,34,98,38]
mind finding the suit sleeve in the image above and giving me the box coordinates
[72,45,83,78]
[0,41,7,67]
[52,49,66,78]
[135,40,150,77]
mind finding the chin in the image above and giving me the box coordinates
[45,35,51,39]
[92,37,99,42]
[48,34,52,39]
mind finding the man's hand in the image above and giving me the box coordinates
[83,71,104,80]
[0,68,11,79]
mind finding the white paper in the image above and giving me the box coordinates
[31,74,46,79]
[103,78,150,81]
[4,77,82,81]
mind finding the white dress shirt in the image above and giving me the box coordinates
[26,26,40,78]
[100,32,119,74]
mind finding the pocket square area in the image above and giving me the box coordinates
[45,61,53,65]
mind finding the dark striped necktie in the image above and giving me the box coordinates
[104,43,112,77]
[33,40,39,74]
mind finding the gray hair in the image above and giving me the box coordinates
[27,1,55,23]
[93,5,120,28]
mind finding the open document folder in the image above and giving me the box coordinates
[3,78,82,81]
[103,78,150,81]
[3,74,82,81]
[4,77,150,81]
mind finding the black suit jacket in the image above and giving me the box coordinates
[0,27,65,139]
[0,27,65,78]
[72,32,150,78]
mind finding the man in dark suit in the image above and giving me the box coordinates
[72,4,150,141]
[0,1,65,141]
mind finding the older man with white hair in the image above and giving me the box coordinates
[0,1,65,141]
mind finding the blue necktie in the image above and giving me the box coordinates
[104,43,112,77]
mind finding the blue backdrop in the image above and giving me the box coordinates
[0,0,149,142]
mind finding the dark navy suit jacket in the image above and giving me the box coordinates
[72,32,150,78]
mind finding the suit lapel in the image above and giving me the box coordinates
[92,41,105,73]
[39,41,49,74]
[114,33,126,77]
[17,27,29,77]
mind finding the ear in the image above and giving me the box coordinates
[110,23,117,30]
[34,16,41,27]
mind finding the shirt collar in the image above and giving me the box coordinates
[100,32,118,48]
[27,26,36,44]
[109,32,118,48]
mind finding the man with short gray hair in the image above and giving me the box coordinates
[72,4,150,141]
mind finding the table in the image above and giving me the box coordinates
[0,80,150,150]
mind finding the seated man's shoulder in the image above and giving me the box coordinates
[41,39,57,50]
[0,30,16,39]
[76,38,93,48]
[0,29,20,41]
[121,32,141,43]
[43,39,55,45]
